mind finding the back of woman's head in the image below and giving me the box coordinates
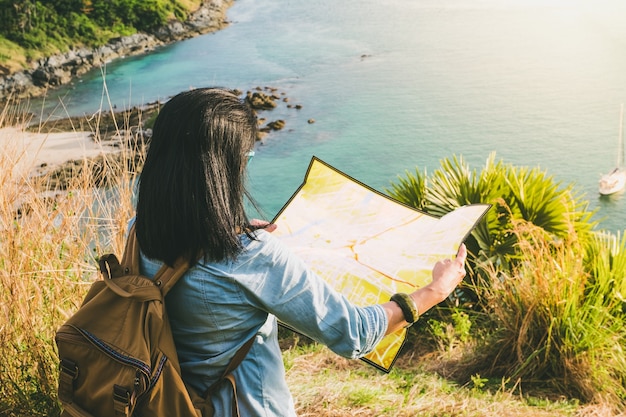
[136,87,257,266]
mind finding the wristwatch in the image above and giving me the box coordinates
[390,293,419,327]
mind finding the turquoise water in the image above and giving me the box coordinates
[34,0,626,233]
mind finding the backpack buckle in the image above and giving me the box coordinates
[113,384,131,416]
[60,359,78,380]
[58,359,79,403]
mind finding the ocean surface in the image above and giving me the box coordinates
[32,0,626,233]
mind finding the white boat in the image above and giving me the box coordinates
[599,167,626,195]
[599,104,626,195]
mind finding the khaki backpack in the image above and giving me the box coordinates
[55,225,253,417]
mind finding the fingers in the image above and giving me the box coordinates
[455,243,467,269]
[429,247,468,302]
[249,219,277,233]
[249,219,268,227]
[436,244,467,281]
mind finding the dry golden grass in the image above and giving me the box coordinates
[0,101,142,416]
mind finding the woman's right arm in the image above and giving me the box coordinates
[238,230,467,357]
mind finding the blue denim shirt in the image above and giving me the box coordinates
[139,229,388,416]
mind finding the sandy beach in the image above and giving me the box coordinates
[0,126,119,179]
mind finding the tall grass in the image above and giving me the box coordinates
[0,101,142,416]
[465,220,626,411]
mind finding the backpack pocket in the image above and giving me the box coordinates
[56,324,152,417]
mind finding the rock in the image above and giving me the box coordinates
[245,91,277,110]
[260,120,285,132]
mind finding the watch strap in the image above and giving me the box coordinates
[390,293,419,327]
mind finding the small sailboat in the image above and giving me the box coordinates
[599,104,626,195]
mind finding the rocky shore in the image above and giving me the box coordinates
[0,0,232,101]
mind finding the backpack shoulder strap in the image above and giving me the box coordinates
[121,223,190,296]
[153,257,190,297]
[204,335,255,398]
[222,336,255,378]
[217,336,256,417]
[120,223,141,275]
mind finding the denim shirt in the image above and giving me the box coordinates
[139,229,388,417]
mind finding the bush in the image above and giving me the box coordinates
[387,154,626,412]
[473,222,626,408]
[0,0,194,58]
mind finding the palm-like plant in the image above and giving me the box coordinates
[386,167,428,211]
[387,153,596,276]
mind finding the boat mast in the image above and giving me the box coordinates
[618,103,624,168]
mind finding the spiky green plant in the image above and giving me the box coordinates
[386,167,428,211]
[387,153,596,277]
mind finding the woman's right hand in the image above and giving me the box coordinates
[424,243,467,303]
[384,244,467,334]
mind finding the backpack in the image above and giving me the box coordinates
[55,225,254,417]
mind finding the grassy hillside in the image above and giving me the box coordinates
[1,96,625,416]
[0,0,203,73]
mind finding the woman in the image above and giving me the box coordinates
[134,87,467,416]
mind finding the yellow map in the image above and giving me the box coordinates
[272,157,490,372]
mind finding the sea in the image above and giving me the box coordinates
[31,0,626,234]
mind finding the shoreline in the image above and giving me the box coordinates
[2,87,297,190]
[0,126,121,182]
[0,0,234,101]
[1,101,159,181]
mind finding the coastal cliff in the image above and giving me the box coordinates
[0,0,233,101]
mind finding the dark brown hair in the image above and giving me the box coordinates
[136,87,257,266]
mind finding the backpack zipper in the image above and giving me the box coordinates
[56,326,151,393]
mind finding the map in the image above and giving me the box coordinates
[272,157,490,372]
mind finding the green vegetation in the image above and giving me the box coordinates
[0,0,202,69]
[388,155,626,413]
[0,98,625,415]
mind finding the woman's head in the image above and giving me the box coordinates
[136,87,258,266]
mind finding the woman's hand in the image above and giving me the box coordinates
[383,244,468,335]
[249,219,278,233]
[426,243,467,302]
